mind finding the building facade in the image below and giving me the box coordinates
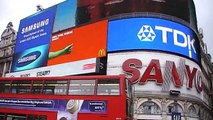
[0,22,16,77]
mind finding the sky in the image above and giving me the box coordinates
[0,0,213,59]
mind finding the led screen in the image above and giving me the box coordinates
[107,18,200,62]
[48,20,107,66]
[15,6,56,53]
[53,0,77,33]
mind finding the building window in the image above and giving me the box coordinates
[167,102,183,115]
[188,105,198,117]
[5,61,11,73]
[3,49,6,57]
[137,101,161,115]
[0,63,4,73]
[11,46,15,54]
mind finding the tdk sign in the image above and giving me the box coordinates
[137,25,196,58]
[108,18,200,62]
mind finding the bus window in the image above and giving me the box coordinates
[28,115,47,120]
[43,80,68,95]
[125,79,132,99]
[0,81,11,94]
[0,113,5,120]
[125,79,134,118]
[39,115,47,120]
[6,114,26,120]
[68,80,95,95]
[11,80,31,94]
[97,79,120,95]
[126,99,133,119]
[32,80,43,94]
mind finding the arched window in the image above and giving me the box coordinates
[137,101,161,115]
[167,102,183,114]
[188,105,198,117]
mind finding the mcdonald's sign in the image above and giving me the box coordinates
[98,49,106,57]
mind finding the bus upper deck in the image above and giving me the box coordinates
[0,75,133,120]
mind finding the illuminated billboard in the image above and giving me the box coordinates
[107,18,200,62]
[11,6,56,72]
[7,58,99,77]
[11,44,49,72]
[15,6,56,53]
[48,20,107,66]
[76,0,195,27]
[107,51,209,105]
[53,0,77,33]
[11,20,107,73]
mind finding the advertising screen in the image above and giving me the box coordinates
[15,6,56,53]
[53,0,77,33]
[107,51,209,105]
[11,44,49,72]
[7,58,98,77]
[0,98,107,120]
[11,20,107,73]
[48,20,107,66]
[107,18,200,62]
[11,0,108,73]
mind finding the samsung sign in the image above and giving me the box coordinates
[107,18,200,62]
[15,6,56,53]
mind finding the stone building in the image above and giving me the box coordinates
[0,22,17,77]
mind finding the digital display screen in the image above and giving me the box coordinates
[15,6,56,53]
[48,20,107,66]
[107,18,200,62]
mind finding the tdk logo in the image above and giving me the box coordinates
[137,25,197,58]
[137,25,156,41]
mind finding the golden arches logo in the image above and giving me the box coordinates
[98,49,106,56]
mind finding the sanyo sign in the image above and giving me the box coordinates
[107,52,209,103]
[108,18,200,62]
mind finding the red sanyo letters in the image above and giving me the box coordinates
[122,59,203,93]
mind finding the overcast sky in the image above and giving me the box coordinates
[0,0,212,58]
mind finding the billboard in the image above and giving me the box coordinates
[0,98,107,120]
[48,20,107,66]
[107,51,210,105]
[107,18,200,62]
[11,44,49,72]
[7,58,99,77]
[53,0,77,33]
[11,18,107,73]
[15,6,56,53]
[11,6,56,72]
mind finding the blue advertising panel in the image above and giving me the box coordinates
[15,6,56,53]
[107,18,200,62]
[11,44,49,72]
[0,98,107,113]
[0,98,107,120]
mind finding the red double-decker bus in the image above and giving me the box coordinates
[0,75,133,120]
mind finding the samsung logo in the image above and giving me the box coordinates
[18,55,36,63]
[17,51,41,67]
[21,19,49,34]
